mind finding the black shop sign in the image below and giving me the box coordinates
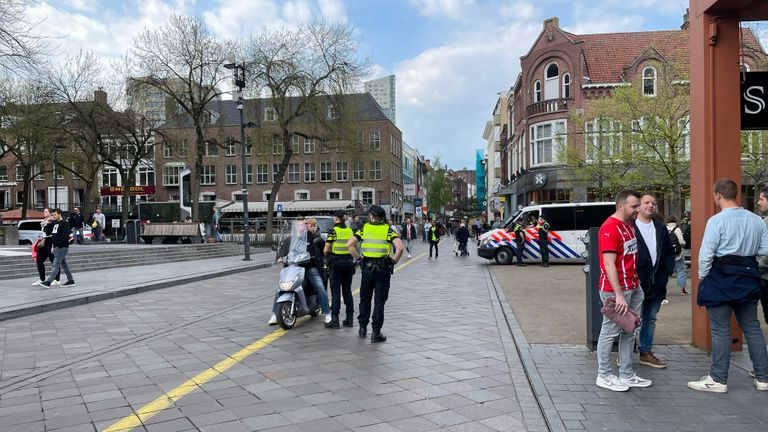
[742,72,768,130]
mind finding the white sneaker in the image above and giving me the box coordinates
[32,280,43,286]
[268,314,277,325]
[324,313,333,324]
[621,374,652,388]
[51,280,61,286]
[596,374,629,392]
[407,253,412,259]
[661,299,669,305]
[755,379,768,391]
[687,375,727,393]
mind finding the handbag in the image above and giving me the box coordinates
[91,220,98,228]
[600,296,642,333]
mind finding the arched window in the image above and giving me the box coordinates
[534,80,542,103]
[562,73,571,98]
[544,63,559,100]
[643,66,657,96]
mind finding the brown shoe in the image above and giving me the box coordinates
[639,352,667,369]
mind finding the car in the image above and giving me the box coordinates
[17,219,93,245]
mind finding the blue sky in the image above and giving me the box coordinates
[27,0,703,169]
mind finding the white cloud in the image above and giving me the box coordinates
[562,14,642,35]
[63,0,95,12]
[408,0,475,19]
[318,0,348,22]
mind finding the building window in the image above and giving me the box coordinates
[327,189,342,200]
[320,139,331,153]
[361,190,374,205]
[562,73,571,98]
[245,136,253,156]
[678,117,690,157]
[529,120,566,166]
[304,137,315,153]
[0,166,7,181]
[257,135,268,154]
[225,164,237,184]
[544,63,559,100]
[643,66,657,96]
[370,131,381,150]
[245,164,253,184]
[102,168,118,187]
[264,107,276,122]
[178,139,189,157]
[320,162,332,182]
[295,190,309,200]
[200,165,216,185]
[533,80,541,103]
[585,118,622,161]
[328,105,338,119]
[272,164,281,183]
[15,165,23,181]
[162,166,181,186]
[272,136,282,154]
[137,167,154,186]
[256,164,268,184]
[304,162,316,182]
[204,141,218,156]
[225,137,236,156]
[369,160,382,180]
[353,160,365,181]
[336,161,348,182]
[291,135,300,154]
[287,163,300,183]
[163,142,173,158]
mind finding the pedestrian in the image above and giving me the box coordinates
[400,217,417,259]
[757,187,768,324]
[347,205,404,343]
[423,219,432,243]
[39,208,76,288]
[537,216,550,267]
[323,210,355,329]
[33,208,60,286]
[428,219,441,260]
[68,207,84,244]
[632,193,675,369]
[666,216,688,296]
[513,219,527,267]
[91,208,105,241]
[688,179,768,393]
[351,214,363,232]
[211,206,222,242]
[456,222,470,256]
[595,189,652,392]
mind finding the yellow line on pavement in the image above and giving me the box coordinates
[103,244,432,432]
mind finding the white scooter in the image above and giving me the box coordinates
[274,220,320,330]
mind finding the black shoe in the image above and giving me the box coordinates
[63,280,76,287]
[359,327,367,338]
[542,263,549,267]
[342,315,354,327]
[39,281,51,288]
[371,331,387,343]
[325,315,340,329]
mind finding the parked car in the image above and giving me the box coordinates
[17,219,93,245]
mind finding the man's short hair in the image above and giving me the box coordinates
[614,189,642,206]
[51,208,62,215]
[714,178,738,200]
[641,192,656,200]
[760,185,768,201]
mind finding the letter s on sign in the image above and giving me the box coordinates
[744,86,766,115]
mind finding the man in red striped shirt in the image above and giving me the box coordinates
[595,189,653,392]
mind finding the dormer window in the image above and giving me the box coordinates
[534,80,542,103]
[643,67,657,96]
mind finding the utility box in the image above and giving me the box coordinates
[125,220,140,244]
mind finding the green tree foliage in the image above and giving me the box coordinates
[426,158,451,215]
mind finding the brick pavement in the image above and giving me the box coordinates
[0,241,547,431]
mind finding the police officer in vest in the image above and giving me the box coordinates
[537,216,550,267]
[324,210,355,329]
[347,205,404,343]
[513,220,527,267]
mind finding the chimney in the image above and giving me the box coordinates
[681,8,689,30]
[94,88,107,105]
[544,17,559,29]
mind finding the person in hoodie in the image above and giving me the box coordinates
[631,193,675,369]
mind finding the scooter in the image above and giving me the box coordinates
[274,220,321,330]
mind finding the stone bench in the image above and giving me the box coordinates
[140,223,202,244]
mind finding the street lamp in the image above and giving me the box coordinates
[52,143,67,210]
[225,62,251,261]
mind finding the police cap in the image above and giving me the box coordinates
[333,210,346,219]
[369,205,386,218]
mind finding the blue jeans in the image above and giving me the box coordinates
[707,298,768,384]
[597,287,644,378]
[639,295,663,354]
[45,247,72,284]
[272,266,329,315]
[674,257,686,288]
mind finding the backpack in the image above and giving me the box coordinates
[669,226,682,256]
[681,224,691,250]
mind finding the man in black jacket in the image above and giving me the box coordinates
[68,207,84,244]
[632,194,674,368]
[40,208,75,288]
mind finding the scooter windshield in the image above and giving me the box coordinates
[284,220,311,264]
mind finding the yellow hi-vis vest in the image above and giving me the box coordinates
[360,223,391,259]
[331,227,353,255]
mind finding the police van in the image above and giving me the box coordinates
[477,202,615,264]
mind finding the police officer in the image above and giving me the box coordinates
[513,220,527,267]
[347,205,404,343]
[324,210,355,329]
[537,216,550,267]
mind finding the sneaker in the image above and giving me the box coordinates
[268,314,277,325]
[687,375,727,393]
[407,253,412,259]
[661,299,669,305]
[621,374,652,388]
[639,352,667,369]
[755,379,768,391]
[750,370,756,378]
[39,281,51,288]
[596,374,630,392]
[32,280,43,286]
[51,280,61,286]
[681,289,689,296]
[62,280,75,287]
[324,313,333,324]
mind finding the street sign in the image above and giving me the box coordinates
[276,203,283,212]
[415,207,422,215]
[413,198,423,207]
[742,72,768,130]
[111,219,120,228]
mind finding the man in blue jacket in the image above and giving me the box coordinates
[632,193,675,369]
[688,179,768,393]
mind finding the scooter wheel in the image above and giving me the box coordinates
[276,302,296,329]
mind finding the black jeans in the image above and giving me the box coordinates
[359,264,391,331]
[330,258,355,316]
[429,240,439,257]
[36,244,58,281]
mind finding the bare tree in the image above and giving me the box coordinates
[127,15,234,221]
[0,0,50,73]
[244,20,369,243]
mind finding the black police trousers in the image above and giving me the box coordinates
[539,239,549,264]
[515,241,525,265]
[359,263,391,331]
[330,257,355,316]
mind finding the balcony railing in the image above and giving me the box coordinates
[526,98,573,118]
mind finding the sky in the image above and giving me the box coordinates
[21,0,727,170]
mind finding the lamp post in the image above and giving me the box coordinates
[225,62,250,261]
[52,144,67,210]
